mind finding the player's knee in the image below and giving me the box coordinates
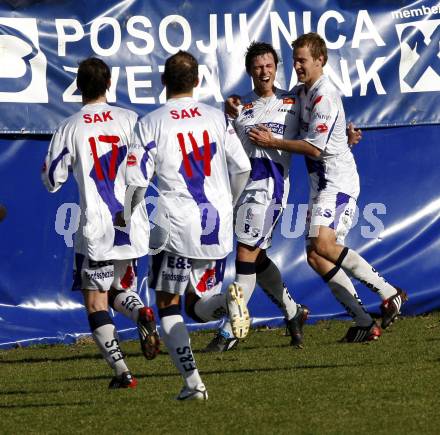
[108,288,124,310]
[184,294,205,323]
[85,299,107,314]
[306,248,320,270]
[311,237,333,258]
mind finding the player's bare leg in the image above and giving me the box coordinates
[82,289,137,388]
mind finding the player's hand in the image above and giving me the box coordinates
[224,94,241,119]
[347,122,362,146]
[114,211,126,227]
[248,125,274,148]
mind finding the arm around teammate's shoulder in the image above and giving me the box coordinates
[248,125,321,158]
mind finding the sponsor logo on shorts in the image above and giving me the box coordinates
[85,270,114,281]
[161,270,189,282]
[196,268,216,292]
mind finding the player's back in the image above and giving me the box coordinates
[137,97,248,259]
[43,103,149,260]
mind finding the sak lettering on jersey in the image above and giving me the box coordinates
[170,107,201,119]
[83,111,113,123]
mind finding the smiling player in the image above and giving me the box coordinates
[205,42,311,352]
[250,33,407,341]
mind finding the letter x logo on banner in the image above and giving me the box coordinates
[396,19,440,93]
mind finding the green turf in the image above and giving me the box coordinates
[1,314,439,434]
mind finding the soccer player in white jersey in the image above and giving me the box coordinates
[42,58,160,389]
[250,33,408,342]
[205,42,311,352]
[124,51,251,400]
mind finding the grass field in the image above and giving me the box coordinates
[1,314,439,435]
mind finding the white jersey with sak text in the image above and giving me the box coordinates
[298,75,360,199]
[126,97,251,260]
[42,102,150,261]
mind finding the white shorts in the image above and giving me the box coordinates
[148,251,226,297]
[306,192,357,245]
[73,254,137,292]
[235,195,283,250]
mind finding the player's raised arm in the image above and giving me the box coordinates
[41,125,73,193]
[248,124,321,157]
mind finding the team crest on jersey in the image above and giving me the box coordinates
[282,97,296,104]
[127,153,137,166]
[315,123,328,134]
[0,18,48,102]
[395,19,440,92]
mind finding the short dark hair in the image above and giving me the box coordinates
[162,51,198,94]
[77,57,110,100]
[292,32,328,66]
[245,41,279,75]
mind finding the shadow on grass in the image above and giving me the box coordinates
[65,360,376,384]
[0,401,93,409]
[0,350,171,364]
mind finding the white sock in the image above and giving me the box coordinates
[111,290,144,322]
[160,312,203,390]
[256,259,298,320]
[89,311,129,376]
[193,293,227,322]
[326,268,373,327]
[340,248,397,300]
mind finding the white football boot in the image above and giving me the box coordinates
[176,384,208,401]
[227,283,250,339]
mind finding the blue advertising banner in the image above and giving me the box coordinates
[0,0,439,133]
[1,124,440,348]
